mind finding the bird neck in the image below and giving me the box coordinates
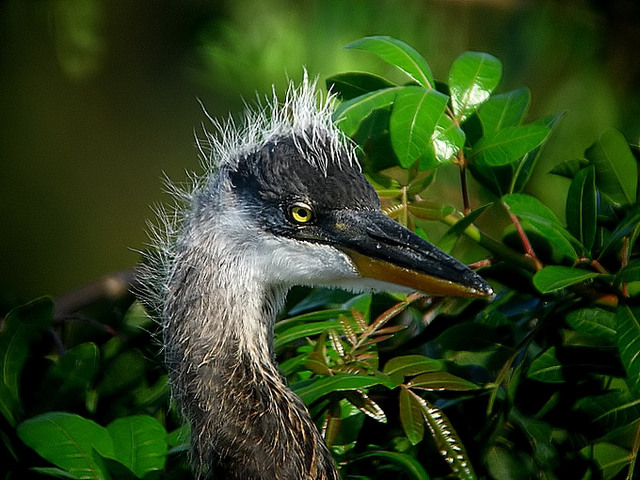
[163,237,338,479]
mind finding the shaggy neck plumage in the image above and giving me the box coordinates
[162,210,339,480]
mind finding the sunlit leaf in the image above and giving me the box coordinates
[107,416,168,478]
[471,124,550,167]
[18,412,114,480]
[346,36,435,88]
[326,72,395,100]
[585,129,638,205]
[427,112,465,168]
[390,89,448,167]
[449,51,502,122]
[533,266,603,294]
[408,372,480,391]
[0,297,52,427]
[399,388,424,444]
[616,306,640,396]
[408,201,455,221]
[566,166,597,252]
[275,320,339,351]
[477,87,530,134]
[439,204,491,253]
[586,442,632,480]
[527,347,563,383]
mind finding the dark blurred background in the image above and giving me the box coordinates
[1,0,639,309]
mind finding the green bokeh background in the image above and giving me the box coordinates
[1,0,638,308]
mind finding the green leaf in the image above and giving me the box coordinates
[616,259,640,286]
[598,204,640,260]
[566,308,617,343]
[107,416,168,478]
[472,124,550,167]
[293,373,391,405]
[576,390,640,433]
[502,193,579,260]
[427,112,465,168]
[399,388,424,445]
[407,372,480,391]
[346,36,435,89]
[616,306,640,396]
[585,129,638,205]
[588,443,632,480]
[449,51,502,122]
[383,355,443,378]
[533,266,603,294]
[408,201,455,221]
[549,158,591,179]
[352,450,430,480]
[566,166,597,252]
[527,347,564,383]
[390,89,448,168]
[43,343,99,409]
[511,113,564,193]
[17,412,114,480]
[275,320,339,351]
[419,396,476,480]
[325,72,395,100]
[439,204,491,253]
[333,86,407,137]
[0,297,53,426]
[477,87,530,134]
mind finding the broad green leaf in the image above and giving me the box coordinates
[107,416,168,478]
[566,308,616,343]
[390,89,448,168]
[527,347,563,383]
[275,320,339,351]
[477,87,530,134]
[346,36,435,88]
[325,72,395,100]
[333,86,408,136]
[407,372,480,391]
[616,306,640,395]
[471,124,550,167]
[502,193,579,260]
[511,113,564,193]
[587,443,632,480]
[0,297,53,426]
[533,266,603,294]
[408,201,455,221]
[576,390,640,432]
[399,388,425,445]
[293,373,391,405]
[352,450,430,480]
[427,112,465,168]
[383,355,443,378]
[585,129,638,205]
[17,412,114,480]
[566,166,597,252]
[449,52,502,122]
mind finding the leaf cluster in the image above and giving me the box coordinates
[2,36,640,480]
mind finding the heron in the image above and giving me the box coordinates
[136,75,493,480]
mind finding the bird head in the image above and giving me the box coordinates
[193,75,493,299]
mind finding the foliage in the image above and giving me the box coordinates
[2,36,639,479]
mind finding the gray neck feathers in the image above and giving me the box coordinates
[161,184,338,479]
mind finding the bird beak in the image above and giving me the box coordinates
[325,210,493,298]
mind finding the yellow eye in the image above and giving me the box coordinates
[290,203,314,224]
